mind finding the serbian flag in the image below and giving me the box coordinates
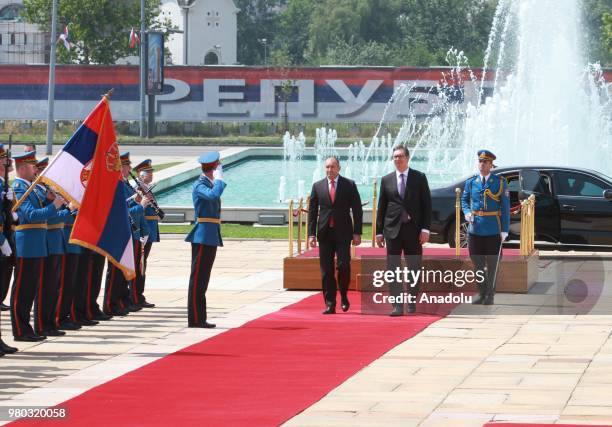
[58,25,72,50]
[38,95,136,280]
[129,27,139,49]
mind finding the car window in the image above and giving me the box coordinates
[556,171,610,197]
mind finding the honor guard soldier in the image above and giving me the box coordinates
[186,152,225,328]
[103,152,149,315]
[461,150,510,305]
[34,158,72,337]
[11,151,65,341]
[132,159,157,308]
[0,145,13,313]
[0,145,17,355]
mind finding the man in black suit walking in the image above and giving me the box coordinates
[376,145,431,315]
[308,156,363,314]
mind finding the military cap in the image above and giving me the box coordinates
[13,151,37,165]
[477,150,496,162]
[36,157,49,170]
[120,152,131,166]
[134,159,153,173]
[198,151,220,168]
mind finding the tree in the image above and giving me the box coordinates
[603,12,612,65]
[22,0,171,65]
[582,0,612,66]
[234,0,286,65]
[274,0,314,65]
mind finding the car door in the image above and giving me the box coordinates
[553,170,612,245]
[519,169,560,242]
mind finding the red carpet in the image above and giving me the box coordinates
[484,424,612,427]
[298,246,523,258]
[14,292,444,427]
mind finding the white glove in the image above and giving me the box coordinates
[140,235,149,245]
[212,164,224,181]
[11,212,18,221]
[2,188,14,201]
[464,213,473,223]
[501,232,508,241]
[0,240,12,257]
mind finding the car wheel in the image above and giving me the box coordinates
[447,221,469,248]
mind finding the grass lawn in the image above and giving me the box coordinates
[159,223,375,239]
[154,161,183,172]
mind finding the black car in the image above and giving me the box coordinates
[428,166,612,249]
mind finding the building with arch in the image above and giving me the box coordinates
[160,0,238,65]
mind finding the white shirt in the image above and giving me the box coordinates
[479,173,491,185]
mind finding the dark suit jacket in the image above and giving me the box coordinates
[308,175,363,241]
[376,168,432,240]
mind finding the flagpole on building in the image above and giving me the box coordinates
[46,0,59,155]
[139,0,146,138]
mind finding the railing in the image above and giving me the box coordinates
[520,194,536,255]
[454,188,462,256]
[371,178,377,247]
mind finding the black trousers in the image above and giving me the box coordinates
[34,255,61,334]
[132,241,152,305]
[318,229,351,306]
[187,244,217,326]
[386,223,423,308]
[0,256,12,305]
[11,257,43,338]
[84,250,105,319]
[104,260,128,314]
[55,253,79,327]
[71,252,94,322]
[129,240,146,305]
[468,233,502,297]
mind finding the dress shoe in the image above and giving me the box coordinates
[140,301,155,308]
[126,304,142,312]
[0,339,18,354]
[407,303,417,314]
[389,306,404,317]
[14,334,46,342]
[341,297,350,312]
[111,308,129,316]
[322,305,336,315]
[58,321,81,330]
[43,329,66,337]
[92,312,113,321]
[0,302,9,311]
[188,322,216,328]
[483,295,494,305]
[79,318,99,326]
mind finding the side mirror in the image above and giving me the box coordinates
[604,189,612,200]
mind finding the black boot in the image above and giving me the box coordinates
[0,339,18,354]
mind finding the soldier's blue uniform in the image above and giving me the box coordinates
[133,159,158,308]
[11,152,59,341]
[461,150,510,305]
[186,152,226,328]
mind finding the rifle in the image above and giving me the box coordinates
[129,171,165,220]
[3,135,15,264]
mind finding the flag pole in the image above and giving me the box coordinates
[45,0,59,156]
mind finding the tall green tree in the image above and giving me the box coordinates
[274,0,314,65]
[22,0,170,65]
[603,12,612,65]
[582,0,612,66]
[234,0,286,65]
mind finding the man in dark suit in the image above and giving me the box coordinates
[308,156,363,314]
[376,145,431,316]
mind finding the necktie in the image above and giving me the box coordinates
[399,173,410,223]
[329,179,336,228]
[482,176,486,187]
